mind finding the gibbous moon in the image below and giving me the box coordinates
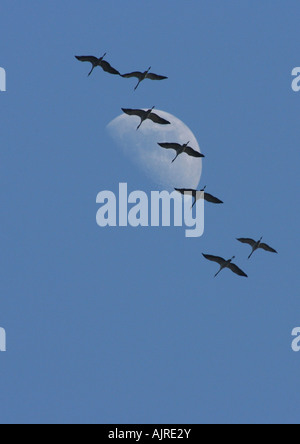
[106,110,203,190]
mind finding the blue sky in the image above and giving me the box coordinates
[0,0,300,424]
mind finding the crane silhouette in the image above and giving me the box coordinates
[75,53,120,76]
[122,107,171,130]
[175,187,223,207]
[237,237,278,259]
[122,67,168,90]
[202,254,248,278]
[158,142,205,163]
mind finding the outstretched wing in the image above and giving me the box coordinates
[100,60,120,75]
[121,71,143,79]
[148,113,171,125]
[175,188,204,208]
[122,108,146,119]
[237,238,256,247]
[147,73,168,81]
[175,188,196,195]
[185,147,205,158]
[228,263,248,277]
[259,243,278,254]
[175,188,197,199]
[158,143,182,151]
[204,192,223,204]
[75,55,98,64]
[202,254,225,266]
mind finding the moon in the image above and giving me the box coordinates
[106,109,203,190]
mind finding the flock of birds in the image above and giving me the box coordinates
[75,52,278,278]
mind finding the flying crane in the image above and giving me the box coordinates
[75,53,120,76]
[202,254,248,278]
[122,107,171,130]
[175,187,223,207]
[158,142,205,163]
[237,237,278,259]
[122,67,168,90]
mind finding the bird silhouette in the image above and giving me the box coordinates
[175,187,223,207]
[237,237,278,259]
[75,53,120,76]
[122,107,171,130]
[202,254,248,278]
[158,142,205,163]
[122,66,168,90]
